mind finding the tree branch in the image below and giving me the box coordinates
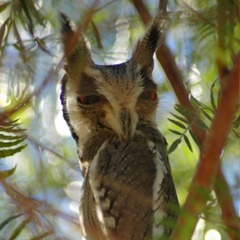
[159,0,168,14]
[214,168,240,239]
[216,0,232,79]
[131,0,240,238]
[171,54,240,239]
[131,0,152,24]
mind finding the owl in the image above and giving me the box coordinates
[60,12,179,240]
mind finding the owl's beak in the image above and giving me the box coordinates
[105,106,138,141]
[119,108,137,141]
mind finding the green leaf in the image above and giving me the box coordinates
[233,115,240,129]
[91,21,103,49]
[210,81,217,110]
[171,113,189,123]
[0,214,23,230]
[168,138,182,154]
[184,135,193,152]
[12,21,26,56]
[0,121,27,158]
[0,165,17,179]
[30,231,54,240]
[194,119,209,131]
[0,2,10,13]
[0,137,26,148]
[202,110,213,122]
[9,217,31,240]
[0,17,10,47]
[24,0,45,27]
[190,95,206,108]
[189,129,201,148]
[174,104,195,119]
[0,134,24,141]
[0,144,27,158]
[0,126,26,133]
[168,118,186,129]
[169,129,183,135]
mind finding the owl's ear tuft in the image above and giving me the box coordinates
[60,12,93,76]
[60,11,76,36]
[132,17,167,74]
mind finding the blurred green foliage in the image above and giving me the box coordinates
[0,0,239,239]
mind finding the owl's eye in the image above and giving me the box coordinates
[140,90,157,101]
[77,95,103,105]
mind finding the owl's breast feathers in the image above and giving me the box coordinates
[60,12,178,240]
[79,126,179,240]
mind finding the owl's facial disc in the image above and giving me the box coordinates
[81,64,157,141]
[82,68,140,140]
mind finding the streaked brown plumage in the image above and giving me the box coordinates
[60,12,179,240]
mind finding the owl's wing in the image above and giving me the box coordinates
[89,136,154,240]
[88,134,177,240]
[147,133,179,238]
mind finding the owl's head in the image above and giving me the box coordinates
[60,13,165,142]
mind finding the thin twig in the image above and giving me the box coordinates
[179,0,215,28]
[0,180,81,227]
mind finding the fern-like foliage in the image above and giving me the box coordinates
[0,119,27,179]
[168,81,218,153]
[168,76,240,154]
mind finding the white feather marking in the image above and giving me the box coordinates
[65,84,92,146]
[89,141,112,237]
[84,64,144,139]
[89,141,107,196]
[101,197,111,210]
[147,140,168,238]
[98,188,105,198]
[104,216,116,229]
[79,182,87,237]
